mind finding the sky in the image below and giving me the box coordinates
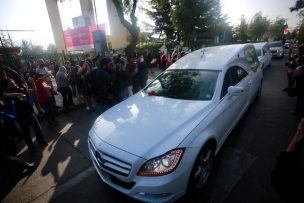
[0,0,301,49]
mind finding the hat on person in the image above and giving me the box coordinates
[36,68,47,76]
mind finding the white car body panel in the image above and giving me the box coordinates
[88,44,263,202]
[254,42,272,69]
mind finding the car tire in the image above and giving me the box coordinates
[188,141,215,192]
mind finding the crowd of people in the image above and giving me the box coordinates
[284,43,304,117]
[0,48,189,171]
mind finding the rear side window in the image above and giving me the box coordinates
[244,46,259,72]
[221,66,248,99]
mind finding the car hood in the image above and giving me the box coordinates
[90,92,214,159]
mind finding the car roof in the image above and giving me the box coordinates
[253,42,268,49]
[269,41,283,44]
[169,44,249,71]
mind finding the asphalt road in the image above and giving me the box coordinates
[1,54,300,203]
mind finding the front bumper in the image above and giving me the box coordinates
[88,136,197,202]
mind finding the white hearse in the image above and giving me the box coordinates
[88,44,263,202]
[254,42,272,69]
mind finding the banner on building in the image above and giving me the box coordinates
[64,24,106,51]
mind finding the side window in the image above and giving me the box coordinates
[221,66,248,99]
[244,46,259,72]
[262,48,267,56]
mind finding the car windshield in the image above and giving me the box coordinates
[144,69,219,101]
[255,49,262,56]
[269,42,282,47]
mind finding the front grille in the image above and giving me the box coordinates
[89,140,132,177]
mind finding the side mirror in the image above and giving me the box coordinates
[228,86,244,96]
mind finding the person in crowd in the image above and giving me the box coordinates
[56,66,74,110]
[90,57,116,114]
[36,59,58,107]
[74,64,83,98]
[0,98,35,171]
[35,70,57,125]
[127,56,139,94]
[67,59,78,97]
[145,50,153,69]
[1,77,47,152]
[287,45,304,116]
[160,51,167,70]
[271,118,304,202]
[137,53,149,90]
[113,58,131,103]
[80,59,94,110]
[17,65,44,115]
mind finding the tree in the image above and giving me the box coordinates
[172,0,215,46]
[112,0,140,60]
[267,17,288,40]
[20,40,31,55]
[233,15,249,42]
[20,40,44,55]
[209,0,231,43]
[248,12,270,42]
[145,0,176,39]
[47,44,57,53]
[0,32,15,47]
[290,0,304,12]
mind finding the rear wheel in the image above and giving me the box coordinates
[188,143,215,191]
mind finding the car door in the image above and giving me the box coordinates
[260,48,267,69]
[265,45,272,65]
[215,66,251,147]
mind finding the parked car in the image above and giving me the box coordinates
[269,41,284,59]
[254,42,272,69]
[88,44,263,203]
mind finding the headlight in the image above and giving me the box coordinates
[138,148,184,176]
[278,48,283,53]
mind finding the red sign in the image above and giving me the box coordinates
[64,24,106,49]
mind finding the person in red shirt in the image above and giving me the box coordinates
[35,73,57,125]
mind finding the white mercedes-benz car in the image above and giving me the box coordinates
[88,44,263,202]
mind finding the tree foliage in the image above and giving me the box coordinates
[290,0,304,12]
[47,44,57,53]
[248,12,270,42]
[267,17,288,40]
[145,0,176,39]
[233,15,249,42]
[172,0,211,45]
[0,32,15,47]
[20,40,44,56]
[145,0,230,46]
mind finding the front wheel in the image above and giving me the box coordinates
[188,143,215,191]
